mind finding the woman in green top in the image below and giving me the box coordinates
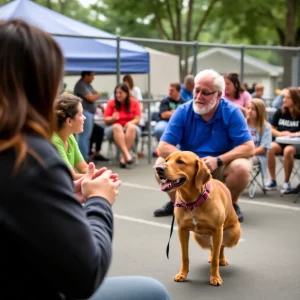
[53,93,88,179]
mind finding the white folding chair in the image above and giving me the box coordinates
[247,163,267,198]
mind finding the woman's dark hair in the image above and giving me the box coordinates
[123,74,134,90]
[281,87,300,118]
[0,19,64,171]
[224,72,245,99]
[114,83,131,112]
[54,93,82,130]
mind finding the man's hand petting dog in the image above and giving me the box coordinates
[74,162,121,205]
[202,156,218,173]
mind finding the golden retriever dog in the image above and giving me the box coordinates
[155,151,241,286]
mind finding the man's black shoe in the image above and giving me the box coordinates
[154,201,174,217]
[233,203,244,223]
[93,154,109,162]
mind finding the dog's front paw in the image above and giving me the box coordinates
[174,272,188,282]
[219,258,229,266]
[210,275,223,286]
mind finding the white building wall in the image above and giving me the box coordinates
[63,47,180,101]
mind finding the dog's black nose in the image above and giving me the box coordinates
[156,165,165,174]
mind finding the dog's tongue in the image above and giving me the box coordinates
[160,179,176,191]
[160,182,170,191]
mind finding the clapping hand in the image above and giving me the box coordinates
[74,163,121,204]
[82,163,121,205]
[74,176,85,204]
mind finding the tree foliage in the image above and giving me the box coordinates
[213,0,300,85]
[1,0,300,84]
[93,0,300,82]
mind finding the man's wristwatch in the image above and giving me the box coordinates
[216,156,223,167]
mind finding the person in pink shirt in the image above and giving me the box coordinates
[224,72,252,115]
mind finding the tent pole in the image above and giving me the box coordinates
[147,73,151,164]
[116,36,120,85]
[193,41,198,76]
[240,46,245,83]
[297,49,300,86]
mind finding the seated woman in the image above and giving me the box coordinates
[265,87,300,193]
[246,98,272,184]
[224,72,252,115]
[53,93,89,179]
[104,83,141,168]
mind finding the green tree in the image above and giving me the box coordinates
[214,0,300,86]
[94,0,220,79]
[2,0,299,85]
[94,0,300,84]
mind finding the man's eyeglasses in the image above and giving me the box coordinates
[195,90,218,97]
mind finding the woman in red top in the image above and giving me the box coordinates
[104,83,141,168]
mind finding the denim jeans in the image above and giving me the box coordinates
[78,110,94,160]
[88,276,171,300]
[154,120,168,142]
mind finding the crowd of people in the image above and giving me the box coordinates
[64,66,196,168]
[1,18,300,299]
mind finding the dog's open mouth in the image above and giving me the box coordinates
[159,176,186,192]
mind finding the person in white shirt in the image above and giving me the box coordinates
[123,74,146,127]
[123,74,143,101]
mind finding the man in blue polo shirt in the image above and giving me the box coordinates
[154,69,255,222]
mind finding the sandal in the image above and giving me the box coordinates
[126,159,134,165]
[120,162,126,169]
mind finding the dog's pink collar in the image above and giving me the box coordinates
[174,183,210,210]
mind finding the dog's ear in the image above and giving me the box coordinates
[195,159,212,190]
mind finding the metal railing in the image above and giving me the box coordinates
[53,32,300,86]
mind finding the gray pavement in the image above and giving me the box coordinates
[95,157,300,300]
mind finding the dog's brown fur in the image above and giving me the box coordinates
[155,151,241,285]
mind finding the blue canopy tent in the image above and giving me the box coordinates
[0,0,150,75]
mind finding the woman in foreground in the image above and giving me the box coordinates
[0,19,170,300]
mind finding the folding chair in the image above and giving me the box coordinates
[276,155,300,197]
[287,184,300,203]
[293,184,300,203]
[276,154,300,182]
[139,121,156,155]
[106,138,139,165]
[247,163,267,198]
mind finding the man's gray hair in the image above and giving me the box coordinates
[184,74,194,84]
[194,69,225,93]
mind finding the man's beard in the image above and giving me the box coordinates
[193,94,218,115]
